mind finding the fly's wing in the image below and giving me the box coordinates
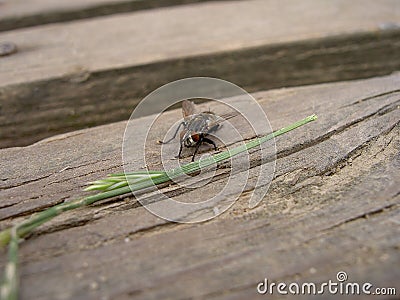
[193,111,240,135]
[205,111,239,129]
[182,100,197,118]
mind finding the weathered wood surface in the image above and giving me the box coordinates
[0,74,399,299]
[10,0,400,87]
[1,0,400,148]
[0,0,224,32]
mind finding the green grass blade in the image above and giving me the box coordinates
[0,227,19,300]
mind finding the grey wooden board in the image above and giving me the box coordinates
[0,0,226,32]
[0,73,399,299]
[2,0,399,87]
[1,0,400,148]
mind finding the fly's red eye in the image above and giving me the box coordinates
[191,134,200,142]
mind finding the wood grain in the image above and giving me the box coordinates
[0,0,224,32]
[0,74,399,299]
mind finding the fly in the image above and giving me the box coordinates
[159,100,236,162]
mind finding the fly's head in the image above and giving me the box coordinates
[180,130,200,147]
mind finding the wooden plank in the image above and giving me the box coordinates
[0,74,399,299]
[2,0,399,87]
[1,0,400,148]
[0,0,225,32]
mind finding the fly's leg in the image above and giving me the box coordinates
[175,142,184,159]
[191,136,217,161]
[191,136,204,162]
[203,137,217,151]
[158,122,185,144]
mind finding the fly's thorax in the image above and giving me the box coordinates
[186,113,217,131]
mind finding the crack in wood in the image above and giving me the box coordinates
[321,203,399,233]
[340,89,400,109]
